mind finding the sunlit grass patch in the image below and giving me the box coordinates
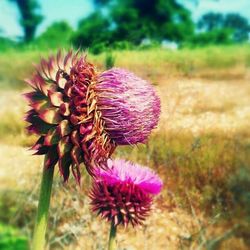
[0,91,34,146]
[0,44,249,90]
[0,110,37,146]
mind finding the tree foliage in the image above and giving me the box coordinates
[73,0,194,48]
[190,29,232,46]
[72,12,111,48]
[35,21,73,48]
[224,13,250,42]
[198,12,250,42]
[10,0,43,42]
[112,0,194,43]
[7,0,250,50]
[198,13,224,31]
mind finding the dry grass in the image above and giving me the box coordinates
[158,78,250,135]
[0,44,250,89]
[0,47,250,249]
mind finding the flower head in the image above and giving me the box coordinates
[90,159,162,227]
[96,68,160,145]
[24,51,160,182]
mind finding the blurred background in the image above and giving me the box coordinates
[0,0,250,249]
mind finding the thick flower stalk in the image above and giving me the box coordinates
[25,50,160,182]
[90,159,163,227]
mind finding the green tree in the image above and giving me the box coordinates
[224,13,250,42]
[9,0,43,42]
[197,12,250,43]
[72,12,111,48]
[198,13,224,31]
[73,0,195,49]
[35,21,73,48]
[190,29,232,46]
[107,0,194,44]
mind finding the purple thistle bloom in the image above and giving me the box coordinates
[24,50,160,182]
[90,159,163,227]
[24,50,116,181]
[96,68,161,145]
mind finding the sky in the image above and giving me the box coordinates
[0,0,250,39]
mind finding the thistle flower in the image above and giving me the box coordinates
[24,51,160,182]
[96,68,160,145]
[90,159,163,227]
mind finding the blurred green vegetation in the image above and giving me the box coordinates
[0,44,249,90]
[2,0,250,54]
[9,0,43,42]
[0,223,28,250]
[34,21,73,49]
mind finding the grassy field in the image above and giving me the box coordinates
[0,45,250,249]
[1,44,250,89]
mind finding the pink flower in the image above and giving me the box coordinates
[96,68,161,145]
[90,159,163,227]
[24,50,160,183]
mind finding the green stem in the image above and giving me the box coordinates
[32,162,54,250]
[108,221,117,250]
